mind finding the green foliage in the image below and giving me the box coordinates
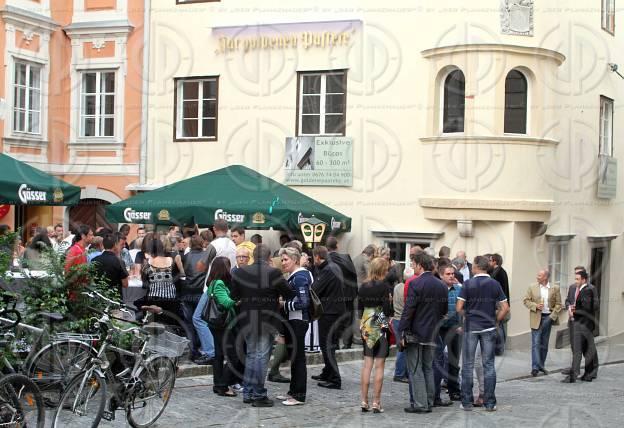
[0,229,18,303]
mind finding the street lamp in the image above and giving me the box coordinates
[299,216,327,248]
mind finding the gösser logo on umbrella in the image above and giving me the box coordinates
[18,184,47,204]
[123,208,152,222]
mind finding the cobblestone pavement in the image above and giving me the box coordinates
[48,357,624,428]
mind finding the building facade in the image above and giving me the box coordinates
[142,0,622,345]
[0,0,145,234]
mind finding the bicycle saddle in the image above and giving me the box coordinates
[36,312,64,323]
[142,322,166,336]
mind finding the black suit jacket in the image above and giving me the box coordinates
[398,271,448,344]
[329,251,358,303]
[230,260,295,333]
[312,260,346,315]
[491,266,510,301]
[570,283,599,331]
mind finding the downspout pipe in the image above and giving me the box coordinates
[139,0,151,186]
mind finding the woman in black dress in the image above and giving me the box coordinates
[359,257,393,413]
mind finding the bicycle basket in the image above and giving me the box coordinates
[145,330,189,358]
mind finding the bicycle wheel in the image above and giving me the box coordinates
[52,370,106,428]
[126,356,176,428]
[27,340,94,406]
[0,373,45,428]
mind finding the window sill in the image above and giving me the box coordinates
[296,133,347,137]
[69,139,123,151]
[4,135,47,145]
[420,135,559,147]
[173,137,217,142]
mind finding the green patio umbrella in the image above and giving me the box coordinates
[105,165,351,233]
[0,153,81,206]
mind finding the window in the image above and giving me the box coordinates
[548,240,569,288]
[297,70,346,136]
[13,62,41,134]
[602,0,615,34]
[443,69,465,133]
[174,77,218,141]
[504,70,528,134]
[80,71,115,137]
[600,96,614,156]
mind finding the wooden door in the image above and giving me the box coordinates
[69,198,116,232]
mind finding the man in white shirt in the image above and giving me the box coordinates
[196,219,237,272]
[523,268,562,377]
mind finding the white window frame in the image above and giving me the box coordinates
[174,77,218,141]
[298,71,346,136]
[79,70,116,138]
[548,240,569,288]
[12,61,42,135]
[602,0,616,34]
[599,96,614,156]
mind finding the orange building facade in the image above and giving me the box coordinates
[0,0,144,235]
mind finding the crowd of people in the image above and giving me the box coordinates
[0,219,600,413]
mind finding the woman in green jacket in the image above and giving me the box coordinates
[205,257,244,397]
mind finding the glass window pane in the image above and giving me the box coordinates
[302,75,321,94]
[16,64,26,86]
[84,95,96,115]
[203,80,217,99]
[325,94,344,114]
[182,119,198,137]
[83,118,95,136]
[183,82,199,100]
[103,117,114,136]
[17,88,26,109]
[301,115,320,134]
[326,73,345,93]
[29,112,40,133]
[83,73,96,93]
[29,67,41,89]
[504,70,527,134]
[30,89,41,111]
[102,73,115,93]
[103,95,114,114]
[443,70,466,133]
[183,100,198,119]
[14,111,24,132]
[203,100,216,118]
[202,119,216,137]
[325,115,344,134]
[302,95,320,114]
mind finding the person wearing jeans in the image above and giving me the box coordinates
[456,255,509,412]
[242,330,274,401]
[392,319,407,380]
[191,289,216,364]
[523,268,562,376]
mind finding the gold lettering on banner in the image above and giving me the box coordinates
[217,31,351,54]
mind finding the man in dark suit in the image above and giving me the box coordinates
[326,236,358,349]
[311,245,346,389]
[230,244,295,407]
[562,269,599,383]
[488,253,510,355]
[399,253,448,413]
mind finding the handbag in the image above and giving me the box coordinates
[200,280,229,329]
[308,288,324,321]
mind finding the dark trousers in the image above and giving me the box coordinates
[340,301,356,347]
[571,323,599,378]
[180,300,200,358]
[434,326,462,398]
[285,319,309,401]
[210,326,245,392]
[318,314,341,385]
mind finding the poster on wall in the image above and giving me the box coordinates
[284,136,353,186]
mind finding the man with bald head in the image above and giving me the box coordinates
[455,250,472,282]
[523,268,562,377]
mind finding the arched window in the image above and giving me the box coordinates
[443,70,465,133]
[504,70,528,134]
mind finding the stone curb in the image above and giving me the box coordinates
[177,345,398,378]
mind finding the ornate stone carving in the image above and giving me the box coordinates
[92,39,106,51]
[500,0,534,36]
[22,30,35,45]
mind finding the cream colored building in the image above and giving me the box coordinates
[141,0,622,346]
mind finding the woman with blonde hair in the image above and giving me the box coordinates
[359,257,393,413]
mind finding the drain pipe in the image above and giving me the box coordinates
[139,0,151,187]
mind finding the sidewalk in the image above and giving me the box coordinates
[177,334,624,379]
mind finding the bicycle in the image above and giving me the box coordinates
[52,288,187,428]
[0,304,97,407]
[0,311,45,428]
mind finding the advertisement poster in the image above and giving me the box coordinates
[284,136,353,186]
